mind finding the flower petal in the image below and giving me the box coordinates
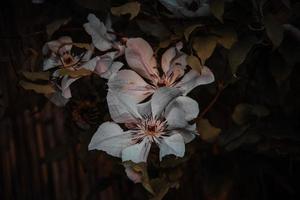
[100,61,124,79]
[125,38,159,82]
[84,14,114,51]
[151,87,182,118]
[161,42,186,74]
[88,122,131,157]
[170,128,197,144]
[80,56,100,71]
[124,165,142,183]
[165,96,199,129]
[61,76,79,98]
[94,52,124,79]
[159,133,185,161]
[175,66,214,95]
[108,70,154,103]
[122,137,151,163]
[43,56,60,71]
[107,90,141,123]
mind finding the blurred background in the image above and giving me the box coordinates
[1,0,300,200]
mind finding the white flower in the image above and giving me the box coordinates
[88,87,199,163]
[108,37,214,103]
[159,0,211,18]
[42,36,99,101]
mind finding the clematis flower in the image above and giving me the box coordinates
[159,0,211,18]
[83,14,125,78]
[88,87,199,163]
[42,35,122,103]
[108,38,214,103]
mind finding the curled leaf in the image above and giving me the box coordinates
[21,71,50,81]
[72,43,93,51]
[184,24,203,41]
[186,55,202,74]
[19,80,55,94]
[111,1,141,20]
[192,36,217,64]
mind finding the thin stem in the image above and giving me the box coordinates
[198,82,224,119]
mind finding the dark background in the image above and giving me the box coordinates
[1,0,300,199]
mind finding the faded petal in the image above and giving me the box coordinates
[43,56,60,71]
[94,52,124,79]
[124,165,142,183]
[80,56,100,71]
[170,128,197,143]
[165,96,199,129]
[100,61,123,79]
[46,91,69,107]
[88,122,131,157]
[108,70,154,103]
[159,133,185,161]
[84,14,114,51]
[122,137,151,163]
[175,66,214,95]
[161,42,186,74]
[45,36,73,54]
[107,91,141,124]
[61,76,79,98]
[151,87,182,118]
[125,38,159,82]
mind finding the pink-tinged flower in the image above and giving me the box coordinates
[123,164,142,183]
[108,38,214,103]
[42,36,122,102]
[88,87,199,163]
[83,14,125,79]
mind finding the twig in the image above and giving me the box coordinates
[198,82,224,119]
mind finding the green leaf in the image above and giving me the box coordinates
[263,14,284,48]
[19,80,55,94]
[111,1,141,20]
[210,0,225,23]
[192,36,217,64]
[228,36,257,74]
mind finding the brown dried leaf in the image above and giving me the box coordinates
[197,118,221,142]
[186,55,202,74]
[192,36,217,64]
[212,26,237,49]
[111,1,141,20]
[21,71,50,81]
[58,68,92,78]
[19,80,55,94]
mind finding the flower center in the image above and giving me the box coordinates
[131,116,167,143]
